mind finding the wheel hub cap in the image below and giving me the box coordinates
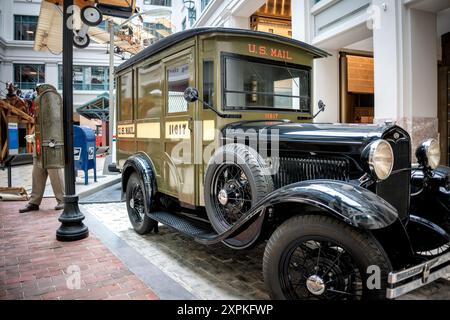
[218,189,229,206]
[86,8,100,21]
[306,275,325,296]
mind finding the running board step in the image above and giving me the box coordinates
[149,211,218,240]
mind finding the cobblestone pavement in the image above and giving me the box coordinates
[0,199,159,300]
[82,202,450,300]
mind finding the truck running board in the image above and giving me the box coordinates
[149,211,220,242]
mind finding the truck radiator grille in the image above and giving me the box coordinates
[376,137,411,221]
[272,157,350,189]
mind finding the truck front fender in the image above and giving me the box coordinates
[122,152,157,213]
[196,180,398,248]
[261,180,399,229]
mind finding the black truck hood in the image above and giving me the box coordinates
[222,121,401,155]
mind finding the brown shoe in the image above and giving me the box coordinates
[54,203,64,210]
[19,203,39,213]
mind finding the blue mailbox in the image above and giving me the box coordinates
[73,125,97,185]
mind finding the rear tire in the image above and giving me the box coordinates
[126,172,157,235]
[263,215,392,300]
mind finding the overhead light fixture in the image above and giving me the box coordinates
[26,30,34,34]
[183,0,195,10]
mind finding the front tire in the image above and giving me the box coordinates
[126,172,157,235]
[263,215,392,300]
[204,144,274,234]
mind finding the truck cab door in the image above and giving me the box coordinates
[161,48,197,206]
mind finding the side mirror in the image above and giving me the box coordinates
[184,87,199,103]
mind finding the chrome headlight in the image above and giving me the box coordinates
[416,139,440,169]
[363,140,394,180]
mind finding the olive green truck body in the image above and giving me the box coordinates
[115,28,325,207]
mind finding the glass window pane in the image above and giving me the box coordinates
[90,66,108,91]
[14,15,38,41]
[167,64,189,114]
[144,0,171,6]
[224,56,311,113]
[14,64,45,89]
[138,63,162,119]
[73,66,84,90]
[203,60,214,107]
[119,72,133,121]
[58,65,109,91]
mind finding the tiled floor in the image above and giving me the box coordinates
[0,199,159,300]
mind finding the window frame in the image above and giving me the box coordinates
[165,60,191,115]
[202,59,214,109]
[136,62,163,120]
[14,15,38,41]
[58,65,109,91]
[220,52,312,114]
[118,71,134,122]
[13,63,45,89]
[143,0,172,6]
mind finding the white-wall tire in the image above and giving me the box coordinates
[81,6,103,27]
[73,33,90,49]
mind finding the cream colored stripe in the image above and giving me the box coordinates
[203,120,215,141]
[137,122,160,139]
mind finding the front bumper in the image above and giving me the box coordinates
[386,250,450,299]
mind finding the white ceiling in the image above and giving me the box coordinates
[406,0,450,13]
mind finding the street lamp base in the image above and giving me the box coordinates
[56,195,89,241]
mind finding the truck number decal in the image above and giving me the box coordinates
[166,121,190,139]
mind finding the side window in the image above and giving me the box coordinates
[137,63,162,119]
[167,63,189,114]
[203,60,214,107]
[119,72,133,121]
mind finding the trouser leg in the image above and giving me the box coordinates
[48,168,65,204]
[29,160,48,206]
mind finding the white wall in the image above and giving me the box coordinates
[313,50,340,123]
[372,0,401,121]
[409,9,438,119]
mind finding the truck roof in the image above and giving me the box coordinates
[115,27,330,74]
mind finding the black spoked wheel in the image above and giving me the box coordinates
[204,144,274,234]
[126,173,157,235]
[264,215,392,300]
[129,183,145,224]
[211,163,253,229]
[280,238,363,300]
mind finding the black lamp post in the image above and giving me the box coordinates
[56,0,89,241]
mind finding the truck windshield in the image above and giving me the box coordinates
[223,54,311,113]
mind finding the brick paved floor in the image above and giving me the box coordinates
[0,198,159,300]
[83,202,450,300]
